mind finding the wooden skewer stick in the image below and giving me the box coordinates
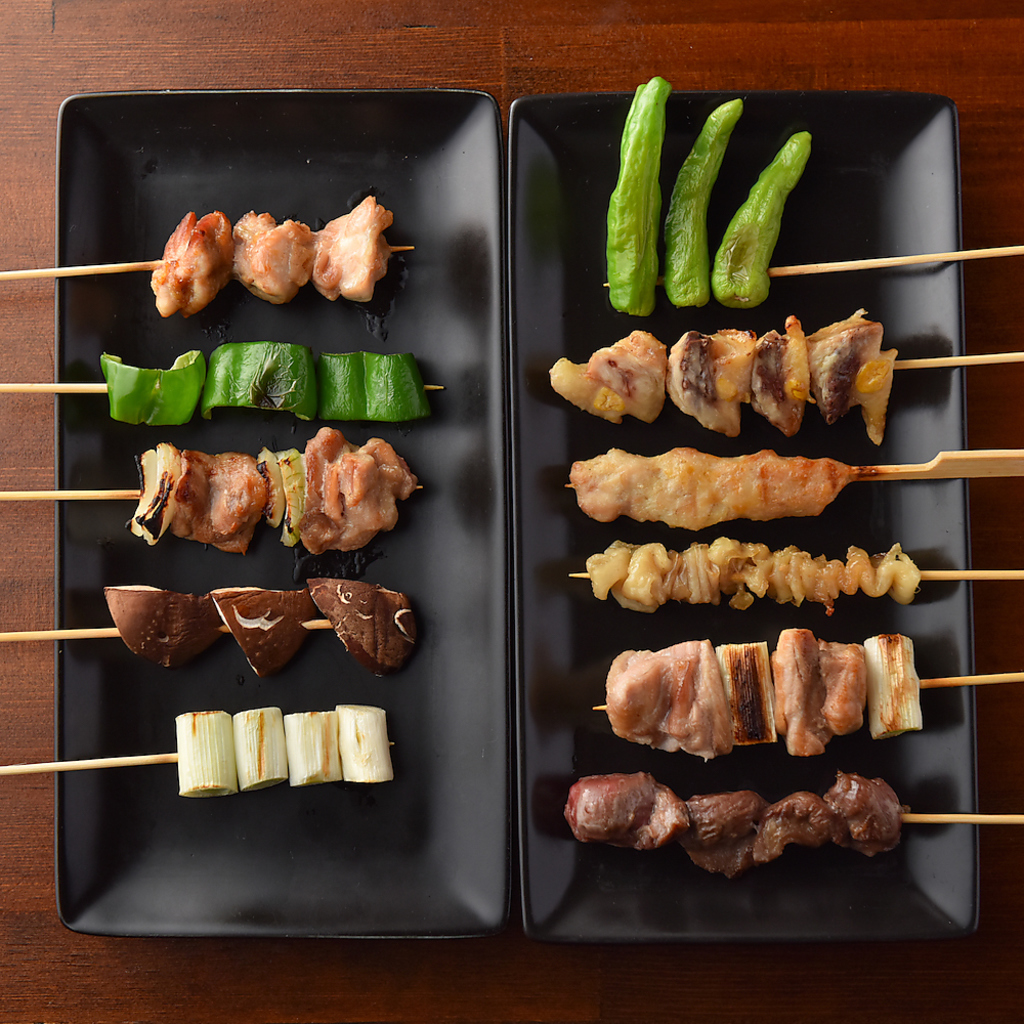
[0,752,177,776]
[0,382,443,394]
[0,618,334,644]
[0,489,140,501]
[767,244,1024,278]
[570,568,1024,583]
[0,260,162,282]
[853,448,1024,482]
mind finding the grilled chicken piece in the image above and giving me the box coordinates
[232,211,315,303]
[151,211,234,318]
[311,196,396,302]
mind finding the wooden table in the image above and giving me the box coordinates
[2,2,1023,1021]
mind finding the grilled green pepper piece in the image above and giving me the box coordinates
[663,98,744,308]
[100,350,206,426]
[711,130,812,309]
[201,342,317,420]
[606,75,672,316]
[317,351,431,422]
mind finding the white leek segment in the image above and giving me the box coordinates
[277,449,305,547]
[232,706,289,791]
[336,704,394,783]
[864,633,923,739]
[131,442,182,545]
[175,710,239,797]
[283,710,342,786]
[715,641,776,745]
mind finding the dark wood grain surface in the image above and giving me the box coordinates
[2,3,1023,1021]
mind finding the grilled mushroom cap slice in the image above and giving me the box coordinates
[104,585,224,668]
[307,578,416,675]
[210,587,319,677]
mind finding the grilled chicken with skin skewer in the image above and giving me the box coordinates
[150,196,408,317]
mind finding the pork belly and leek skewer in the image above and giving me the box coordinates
[0,426,418,555]
[551,309,1024,444]
[596,628,997,760]
[0,197,410,316]
[0,704,395,791]
[568,445,1024,533]
[564,771,1024,879]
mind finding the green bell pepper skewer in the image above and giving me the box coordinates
[606,75,672,317]
[201,342,318,420]
[663,97,744,308]
[711,130,812,309]
[99,350,206,426]
[317,351,431,422]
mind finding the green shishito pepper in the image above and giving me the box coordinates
[663,98,744,308]
[711,130,812,309]
[318,352,431,422]
[201,342,318,420]
[606,75,672,316]
[100,350,206,426]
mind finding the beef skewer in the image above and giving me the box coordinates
[563,771,1023,878]
[592,629,1012,759]
[567,446,1024,533]
[576,537,1023,614]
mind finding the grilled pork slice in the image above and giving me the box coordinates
[549,330,667,424]
[604,640,734,760]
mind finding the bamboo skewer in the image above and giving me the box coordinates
[570,568,1024,584]
[0,618,334,644]
[767,244,1024,278]
[0,752,1016,826]
[852,448,1024,481]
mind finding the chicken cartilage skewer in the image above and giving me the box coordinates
[564,771,904,877]
[568,446,1024,533]
[600,629,965,759]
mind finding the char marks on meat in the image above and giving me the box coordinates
[824,771,903,855]
[170,449,268,554]
[564,773,690,850]
[679,791,768,877]
[232,211,315,303]
[299,427,418,554]
[605,640,734,760]
[151,211,235,318]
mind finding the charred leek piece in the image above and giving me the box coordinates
[256,447,285,529]
[715,641,776,745]
[232,707,289,791]
[175,710,239,797]
[130,442,182,545]
[283,710,342,787]
[864,634,923,739]
[336,705,394,783]
[276,449,305,547]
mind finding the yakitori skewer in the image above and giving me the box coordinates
[0,704,395,790]
[568,447,1024,533]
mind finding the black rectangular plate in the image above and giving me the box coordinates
[55,89,509,937]
[510,90,977,942]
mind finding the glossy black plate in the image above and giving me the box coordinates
[55,90,508,937]
[510,90,976,941]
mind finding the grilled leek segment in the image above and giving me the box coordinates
[283,710,342,786]
[277,448,305,547]
[131,442,182,544]
[336,704,394,783]
[175,710,239,797]
[232,706,289,791]
[716,641,776,745]
[864,633,923,739]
